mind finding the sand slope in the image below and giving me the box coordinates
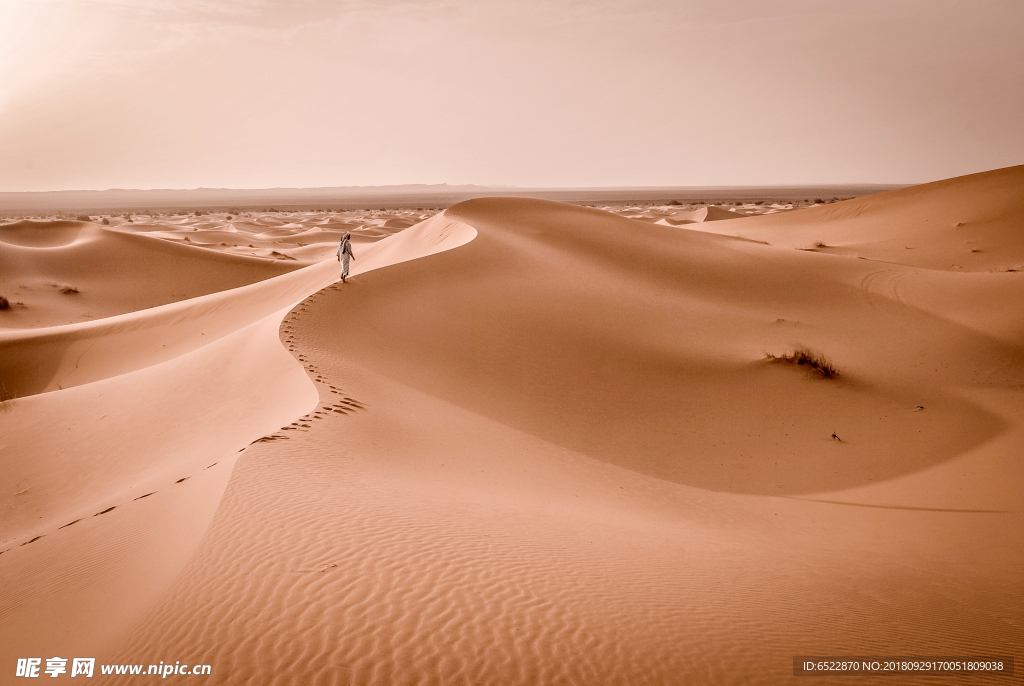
[0,214,475,669]
[698,165,1024,272]
[0,220,300,330]
[71,170,1024,684]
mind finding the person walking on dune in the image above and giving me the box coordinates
[337,231,354,283]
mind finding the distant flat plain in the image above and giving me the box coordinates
[0,183,904,215]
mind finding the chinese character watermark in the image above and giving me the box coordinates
[16,657,95,678]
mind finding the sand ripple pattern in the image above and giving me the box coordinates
[108,368,1022,686]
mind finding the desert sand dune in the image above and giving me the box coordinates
[653,204,746,225]
[0,214,475,667]
[698,165,1024,271]
[153,211,420,258]
[0,313,318,662]
[274,197,1017,495]
[0,220,92,248]
[1,171,1021,684]
[61,171,1020,684]
[0,261,336,399]
[0,220,299,330]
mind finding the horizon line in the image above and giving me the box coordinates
[0,182,909,195]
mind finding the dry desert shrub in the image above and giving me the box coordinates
[765,346,838,378]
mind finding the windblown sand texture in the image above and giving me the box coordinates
[1,167,1022,685]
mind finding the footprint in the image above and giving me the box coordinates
[134,492,156,500]
[175,477,190,484]
[59,519,83,529]
[94,507,116,516]
[22,536,44,546]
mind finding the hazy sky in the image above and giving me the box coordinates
[1,0,1021,190]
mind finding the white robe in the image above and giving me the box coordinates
[337,238,352,277]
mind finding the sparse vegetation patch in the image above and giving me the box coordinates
[765,346,838,378]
